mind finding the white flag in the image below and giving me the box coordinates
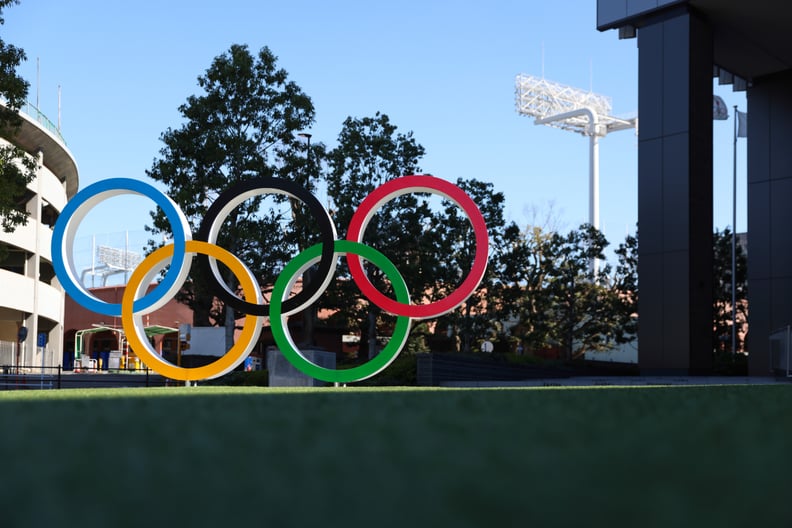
[737,110,748,138]
[713,95,728,120]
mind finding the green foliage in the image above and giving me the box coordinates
[354,353,417,386]
[712,350,747,375]
[138,41,645,371]
[0,1,28,126]
[404,321,431,354]
[323,116,521,362]
[499,224,637,360]
[140,41,645,367]
[543,225,614,358]
[207,369,269,386]
[324,112,425,358]
[612,230,639,341]
[712,227,748,354]
[0,0,37,238]
[0,143,36,233]
[497,224,557,354]
[146,44,317,332]
[433,178,522,354]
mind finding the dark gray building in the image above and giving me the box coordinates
[597,0,792,375]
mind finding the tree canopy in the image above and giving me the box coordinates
[713,227,748,354]
[497,223,637,360]
[0,0,38,236]
[146,44,317,344]
[144,42,646,367]
[324,112,426,358]
[432,178,522,354]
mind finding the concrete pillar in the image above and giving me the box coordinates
[25,150,44,369]
[637,10,713,374]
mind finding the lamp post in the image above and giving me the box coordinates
[297,132,312,148]
[296,132,315,347]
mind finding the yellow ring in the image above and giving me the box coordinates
[121,240,262,381]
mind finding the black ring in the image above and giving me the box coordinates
[195,177,337,316]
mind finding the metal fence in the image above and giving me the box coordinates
[0,365,171,390]
[19,101,66,144]
[770,326,792,376]
[0,340,16,369]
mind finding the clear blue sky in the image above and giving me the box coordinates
[4,0,746,271]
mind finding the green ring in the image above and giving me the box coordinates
[270,240,412,383]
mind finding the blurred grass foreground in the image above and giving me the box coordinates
[0,384,790,527]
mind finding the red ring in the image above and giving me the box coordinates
[346,175,489,319]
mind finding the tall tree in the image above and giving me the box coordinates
[500,224,636,360]
[497,223,557,354]
[325,112,425,359]
[713,227,748,354]
[542,224,615,359]
[432,178,521,354]
[612,229,638,343]
[0,0,38,236]
[278,134,328,346]
[146,44,316,349]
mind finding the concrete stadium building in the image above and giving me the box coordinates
[0,101,78,370]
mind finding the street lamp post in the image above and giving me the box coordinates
[296,132,315,347]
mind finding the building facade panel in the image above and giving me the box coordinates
[747,180,770,281]
[0,220,36,254]
[37,224,53,263]
[597,0,684,30]
[34,164,68,212]
[600,0,792,374]
[770,178,792,279]
[0,270,35,318]
[662,249,692,370]
[636,8,713,374]
[636,137,663,253]
[746,72,792,373]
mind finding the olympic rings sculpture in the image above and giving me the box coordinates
[51,175,489,383]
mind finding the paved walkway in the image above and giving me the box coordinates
[442,376,790,388]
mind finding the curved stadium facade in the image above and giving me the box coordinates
[0,101,78,370]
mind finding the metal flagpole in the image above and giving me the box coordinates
[732,106,738,355]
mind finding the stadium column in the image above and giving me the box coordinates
[637,10,713,375]
[746,71,792,375]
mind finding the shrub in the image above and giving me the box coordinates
[207,369,269,386]
[354,354,417,386]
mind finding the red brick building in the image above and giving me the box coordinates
[62,283,356,370]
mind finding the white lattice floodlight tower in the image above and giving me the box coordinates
[515,74,637,273]
[80,245,144,287]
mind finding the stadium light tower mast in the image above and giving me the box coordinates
[515,74,637,274]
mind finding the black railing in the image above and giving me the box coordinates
[0,365,171,390]
[415,352,572,386]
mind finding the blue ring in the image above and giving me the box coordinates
[51,178,190,317]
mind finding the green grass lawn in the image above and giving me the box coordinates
[0,384,790,527]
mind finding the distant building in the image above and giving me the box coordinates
[62,284,193,370]
[62,282,353,370]
[0,101,78,369]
